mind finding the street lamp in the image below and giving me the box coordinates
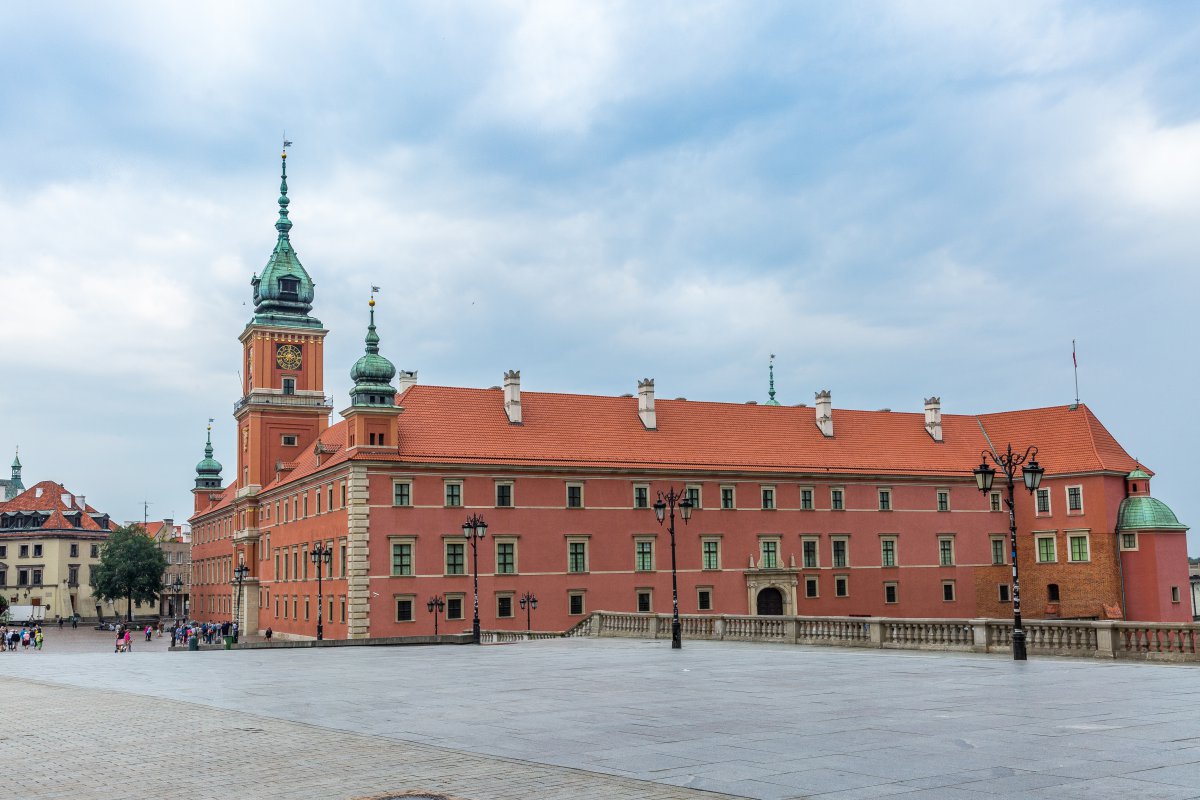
[308,543,333,641]
[232,563,249,642]
[519,591,538,632]
[171,575,184,621]
[974,443,1044,661]
[461,513,488,645]
[427,594,445,636]
[653,488,693,650]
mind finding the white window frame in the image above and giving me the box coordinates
[830,487,845,511]
[804,575,819,599]
[990,535,1007,566]
[936,489,950,512]
[883,582,899,604]
[281,434,299,447]
[494,537,518,575]
[566,482,585,509]
[941,580,956,602]
[685,484,702,510]
[634,536,656,572]
[1035,533,1057,564]
[1035,488,1052,516]
[633,484,650,510]
[701,536,722,571]
[758,536,781,569]
[878,487,892,511]
[1066,531,1090,563]
[989,491,1002,512]
[720,485,736,510]
[830,535,849,568]
[443,480,463,508]
[389,536,415,577]
[635,588,653,613]
[494,481,514,508]
[696,586,713,611]
[566,536,590,574]
[879,535,898,568]
[392,480,413,507]
[760,486,776,510]
[801,535,820,569]
[1066,485,1084,515]
[1119,532,1138,551]
[799,486,815,511]
[937,535,955,567]
[834,574,849,598]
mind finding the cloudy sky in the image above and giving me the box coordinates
[0,2,1196,552]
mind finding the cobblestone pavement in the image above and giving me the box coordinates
[3,629,1200,799]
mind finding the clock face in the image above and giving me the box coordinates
[276,344,302,371]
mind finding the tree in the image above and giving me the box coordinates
[0,593,8,621]
[90,525,168,621]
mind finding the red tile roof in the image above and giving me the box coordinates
[0,480,111,532]
[193,388,1139,514]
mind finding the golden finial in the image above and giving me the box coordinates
[369,297,375,307]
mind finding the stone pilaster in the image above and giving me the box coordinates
[345,463,371,639]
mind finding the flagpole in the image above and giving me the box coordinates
[1072,339,1079,406]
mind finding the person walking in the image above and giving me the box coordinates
[124,629,132,653]
[34,629,43,650]
[71,615,77,630]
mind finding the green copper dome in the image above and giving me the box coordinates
[195,426,223,490]
[1127,467,1152,480]
[250,151,322,330]
[1117,495,1187,531]
[350,300,397,406]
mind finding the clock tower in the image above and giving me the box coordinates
[234,150,332,491]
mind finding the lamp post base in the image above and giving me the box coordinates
[473,619,481,645]
[671,620,682,650]
[1012,628,1027,661]
[316,625,323,642]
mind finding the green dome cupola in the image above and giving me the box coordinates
[195,424,224,491]
[250,150,322,330]
[1117,467,1187,531]
[349,297,397,407]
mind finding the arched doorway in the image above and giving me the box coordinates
[756,587,784,616]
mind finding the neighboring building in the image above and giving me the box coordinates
[126,518,192,619]
[0,450,25,500]
[0,479,113,621]
[189,153,1191,639]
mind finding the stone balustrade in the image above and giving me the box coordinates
[567,611,1200,662]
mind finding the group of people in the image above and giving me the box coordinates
[1,626,44,651]
[169,620,238,647]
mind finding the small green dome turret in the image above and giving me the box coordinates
[195,424,223,491]
[350,298,397,407]
[1117,496,1187,531]
[250,149,322,330]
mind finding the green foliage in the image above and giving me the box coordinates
[0,594,8,618]
[89,526,168,615]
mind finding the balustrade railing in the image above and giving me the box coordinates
[564,611,1200,662]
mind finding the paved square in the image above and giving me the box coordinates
[2,628,1199,799]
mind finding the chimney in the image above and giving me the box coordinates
[503,369,522,424]
[397,370,418,394]
[924,396,943,442]
[638,378,656,430]
[78,495,86,510]
[815,390,833,437]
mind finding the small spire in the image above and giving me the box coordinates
[766,354,781,406]
[204,419,215,459]
[12,445,19,469]
[275,149,292,239]
[365,296,380,354]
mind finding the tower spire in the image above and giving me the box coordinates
[766,354,780,406]
[350,295,397,407]
[275,148,292,239]
[195,419,223,490]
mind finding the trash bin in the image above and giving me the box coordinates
[188,635,199,651]
[223,635,234,650]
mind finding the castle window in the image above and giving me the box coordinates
[282,377,296,395]
[279,277,300,296]
[1047,583,1060,603]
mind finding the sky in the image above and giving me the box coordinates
[0,2,1197,552]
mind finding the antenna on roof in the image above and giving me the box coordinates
[1070,339,1080,411]
[142,500,152,534]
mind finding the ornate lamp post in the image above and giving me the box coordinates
[232,563,249,642]
[974,444,1044,661]
[427,594,445,636]
[171,575,184,621]
[519,591,538,631]
[308,543,333,641]
[653,488,693,650]
[461,513,488,645]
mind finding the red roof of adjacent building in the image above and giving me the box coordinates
[0,480,112,532]
[192,388,1139,517]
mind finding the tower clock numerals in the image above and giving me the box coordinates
[276,344,303,370]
